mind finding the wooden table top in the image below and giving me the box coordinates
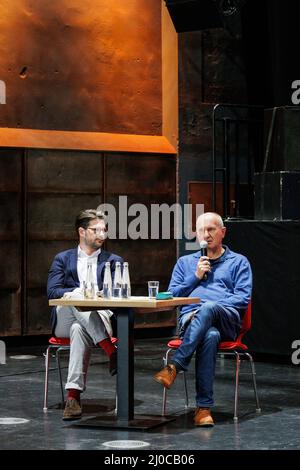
[49,296,200,309]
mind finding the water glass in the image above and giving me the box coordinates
[148,281,159,299]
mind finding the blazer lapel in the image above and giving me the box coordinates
[97,250,110,286]
[70,249,79,284]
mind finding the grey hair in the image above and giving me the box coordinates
[196,212,224,230]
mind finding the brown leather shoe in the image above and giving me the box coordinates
[194,408,214,427]
[63,398,82,421]
[153,364,177,389]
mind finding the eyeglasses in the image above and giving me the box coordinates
[86,226,107,235]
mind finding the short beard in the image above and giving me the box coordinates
[90,240,103,251]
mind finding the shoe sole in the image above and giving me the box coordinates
[194,421,214,427]
[62,415,82,421]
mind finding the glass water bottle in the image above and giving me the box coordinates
[103,261,112,298]
[112,261,122,298]
[84,260,95,299]
[122,262,131,298]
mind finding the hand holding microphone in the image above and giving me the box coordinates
[196,240,211,281]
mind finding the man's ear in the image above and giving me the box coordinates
[222,226,227,239]
[78,227,85,237]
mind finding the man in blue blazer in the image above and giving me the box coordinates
[154,212,252,427]
[47,209,123,420]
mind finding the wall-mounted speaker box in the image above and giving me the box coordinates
[254,171,300,220]
[164,0,223,32]
[264,106,300,171]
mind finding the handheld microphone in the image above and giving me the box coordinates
[200,240,209,281]
[200,240,208,257]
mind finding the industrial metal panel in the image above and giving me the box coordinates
[1,148,177,335]
[27,193,104,240]
[27,149,103,193]
[105,153,176,195]
[0,1,162,136]
[105,153,177,328]
[26,241,77,335]
[25,149,103,335]
[0,150,22,336]
[0,290,21,336]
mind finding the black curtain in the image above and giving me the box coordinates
[241,0,300,106]
[225,221,300,356]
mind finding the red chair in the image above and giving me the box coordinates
[161,302,261,421]
[43,336,117,412]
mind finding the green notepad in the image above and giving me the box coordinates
[156,291,173,300]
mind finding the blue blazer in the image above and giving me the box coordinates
[47,248,123,332]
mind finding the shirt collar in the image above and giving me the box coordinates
[77,246,101,259]
[210,246,227,264]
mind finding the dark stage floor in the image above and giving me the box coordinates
[0,337,300,451]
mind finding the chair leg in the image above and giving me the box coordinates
[161,348,190,416]
[182,371,189,409]
[56,348,65,408]
[43,346,51,412]
[161,348,172,416]
[114,377,118,415]
[163,348,170,367]
[162,386,167,416]
[244,352,261,414]
[233,351,241,422]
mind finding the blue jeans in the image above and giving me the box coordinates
[173,301,241,408]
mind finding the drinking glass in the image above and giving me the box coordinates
[148,281,159,299]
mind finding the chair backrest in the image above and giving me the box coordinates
[235,301,251,345]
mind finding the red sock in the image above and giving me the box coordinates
[98,338,116,357]
[67,389,81,402]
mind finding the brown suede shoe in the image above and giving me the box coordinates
[153,364,177,389]
[194,408,214,427]
[63,398,82,421]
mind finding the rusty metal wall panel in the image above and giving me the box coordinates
[0,240,22,335]
[0,149,22,335]
[105,153,177,328]
[0,0,162,135]
[26,147,103,239]
[105,154,176,195]
[135,309,177,330]
[107,239,176,292]
[25,149,103,335]
[27,150,103,193]
[0,289,21,336]
[0,193,21,236]
[0,149,22,191]
[1,148,177,335]
[26,240,76,335]
[27,194,104,240]
[27,240,76,289]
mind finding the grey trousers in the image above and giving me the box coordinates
[55,306,110,391]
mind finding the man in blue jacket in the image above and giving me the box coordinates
[47,209,122,420]
[154,212,252,426]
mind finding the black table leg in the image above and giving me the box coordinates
[116,307,134,421]
[74,307,175,430]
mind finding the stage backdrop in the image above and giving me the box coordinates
[225,220,300,357]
